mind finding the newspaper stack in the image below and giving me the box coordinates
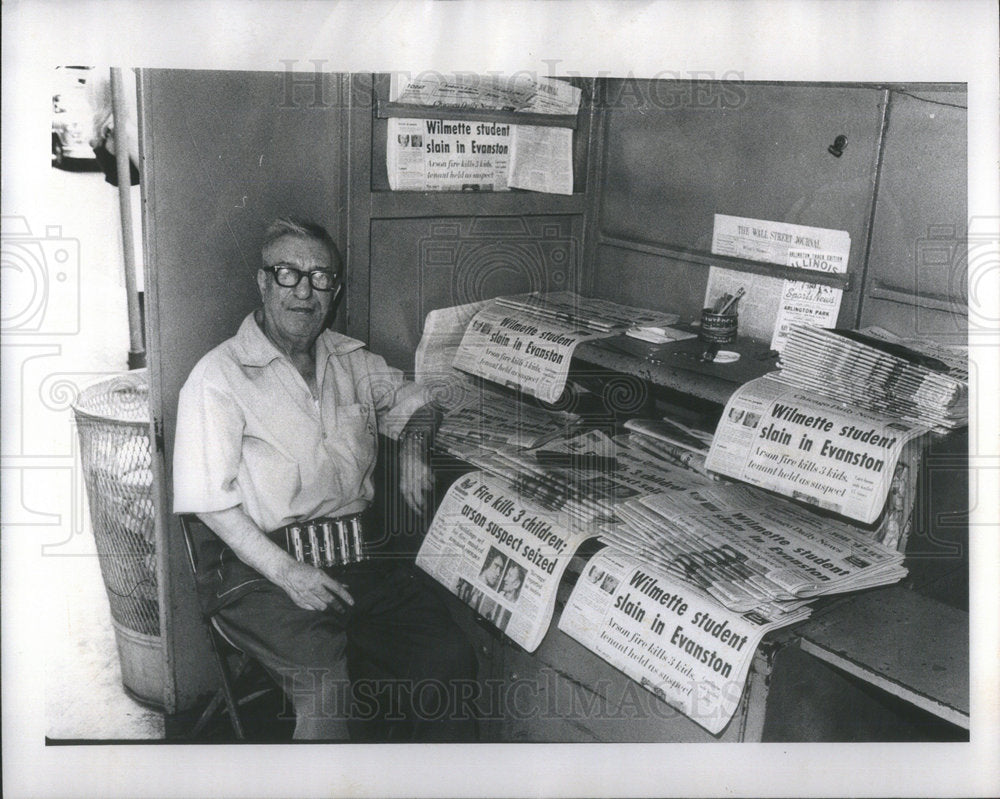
[437,428,703,529]
[603,475,908,613]
[622,417,713,476]
[494,291,680,333]
[776,325,968,431]
[435,386,580,453]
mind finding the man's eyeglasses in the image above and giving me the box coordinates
[263,265,339,292]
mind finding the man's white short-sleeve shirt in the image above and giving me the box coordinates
[174,312,426,532]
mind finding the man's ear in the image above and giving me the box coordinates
[256,268,268,297]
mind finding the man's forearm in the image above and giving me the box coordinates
[197,505,295,585]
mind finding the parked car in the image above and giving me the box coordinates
[52,66,96,167]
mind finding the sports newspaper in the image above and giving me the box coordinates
[705,374,928,524]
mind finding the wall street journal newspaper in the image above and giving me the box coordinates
[705,374,928,524]
[416,471,597,652]
[558,548,809,734]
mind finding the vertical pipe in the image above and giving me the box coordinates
[110,66,146,369]
[854,88,892,330]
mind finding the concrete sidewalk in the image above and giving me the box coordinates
[41,162,162,740]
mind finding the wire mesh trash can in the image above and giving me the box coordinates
[72,369,164,708]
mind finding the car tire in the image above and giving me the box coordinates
[52,136,66,168]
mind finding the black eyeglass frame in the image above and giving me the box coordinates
[262,265,340,292]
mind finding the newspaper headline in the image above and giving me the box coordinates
[452,302,613,404]
[416,470,594,652]
[558,548,806,734]
[706,374,927,524]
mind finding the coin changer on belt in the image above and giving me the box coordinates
[281,515,368,568]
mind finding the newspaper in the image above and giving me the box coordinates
[705,375,928,524]
[608,476,907,611]
[559,548,810,735]
[414,299,492,410]
[416,470,596,652]
[389,72,582,115]
[436,387,580,451]
[452,300,614,403]
[623,418,713,475]
[507,125,574,195]
[387,117,513,191]
[495,290,681,332]
[709,214,851,351]
[776,325,969,431]
[441,429,712,529]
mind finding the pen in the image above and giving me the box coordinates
[717,287,745,315]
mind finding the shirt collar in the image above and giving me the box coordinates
[234,311,366,367]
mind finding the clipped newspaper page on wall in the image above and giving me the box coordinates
[558,548,809,735]
[705,374,928,524]
[387,117,513,191]
[706,214,851,352]
[387,118,574,194]
[416,470,597,652]
[388,72,582,115]
[385,73,580,193]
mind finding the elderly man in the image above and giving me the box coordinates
[173,217,477,741]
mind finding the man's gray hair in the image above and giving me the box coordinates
[261,217,342,268]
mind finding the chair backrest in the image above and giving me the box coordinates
[176,514,247,653]
[178,514,200,575]
[175,514,254,739]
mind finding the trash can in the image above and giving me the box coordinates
[72,369,164,708]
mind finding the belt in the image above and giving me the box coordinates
[269,513,369,568]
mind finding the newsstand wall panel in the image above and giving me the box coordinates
[858,89,968,342]
[590,81,885,328]
[367,215,584,372]
[141,68,350,712]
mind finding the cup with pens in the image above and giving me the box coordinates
[699,288,744,360]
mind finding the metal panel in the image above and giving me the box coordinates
[597,82,885,327]
[368,216,582,370]
[859,89,967,340]
[141,68,349,712]
[600,82,883,251]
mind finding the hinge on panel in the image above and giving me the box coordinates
[153,417,165,453]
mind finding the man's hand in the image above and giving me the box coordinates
[278,560,355,613]
[198,506,355,613]
[400,432,433,513]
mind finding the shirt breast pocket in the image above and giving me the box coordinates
[334,402,377,471]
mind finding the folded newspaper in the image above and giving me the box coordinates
[416,470,598,652]
[452,293,681,404]
[452,299,614,404]
[606,476,907,612]
[436,387,581,451]
[559,548,810,735]
[776,324,968,431]
[705,373,928,525]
